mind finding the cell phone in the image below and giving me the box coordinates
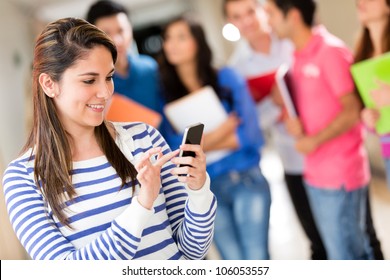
[178,123,204,169]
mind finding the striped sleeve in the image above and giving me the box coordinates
[2,158,154,260]
[146,125,217,259]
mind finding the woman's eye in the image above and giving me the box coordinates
[83,79,95,84]
[106,75,113,81]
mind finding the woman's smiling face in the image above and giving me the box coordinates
[52,45,115,133]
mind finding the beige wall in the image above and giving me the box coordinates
[316,0,360,49]
[0,151,27,260]
[0,0,31,260]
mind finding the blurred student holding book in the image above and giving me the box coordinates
[355,0,390,190]
[86,0,162,126]
[265,0,373,259]
[224,0,326,260]
[2,18,216,260]
[225,0,292,136]
[158,15,271,260]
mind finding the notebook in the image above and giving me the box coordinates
[105,93,162,128]
[163,86,231,163]
[247,70,277,103]
[275,64,298,118]
[351,52,390,135]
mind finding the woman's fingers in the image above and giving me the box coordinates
[179,144,205,161]
[135,147,162,171]
[169,144,207,190]
[155,149,180,167]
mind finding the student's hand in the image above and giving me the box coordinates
[371,80,390,109]
[285,117,304,138]
[136,147,180,210]
[361,108,380,129]
[218,113,240,136]
[295,136,319,155]
[170,143,207,191]
[271,85,284,107]
[203,113,240,152]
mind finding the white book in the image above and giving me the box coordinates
[163,86,231,164]
[275,64,298,118]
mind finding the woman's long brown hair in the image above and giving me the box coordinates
[158,15,233,107]
[23,18,137,227]
[354,0,390,62]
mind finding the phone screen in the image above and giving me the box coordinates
[178,123,204,171]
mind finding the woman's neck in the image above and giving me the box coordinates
[67,127,103,161]
[176,62,202,93]
[367,20,387,57]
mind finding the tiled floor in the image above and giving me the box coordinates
[208,140,390,260]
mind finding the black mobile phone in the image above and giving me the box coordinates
[178,123,204,169]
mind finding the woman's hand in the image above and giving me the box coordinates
[371,80,390,109]
[361,108,380,130]
[135,147,180,209]
[203,113,240,152]
[171,143,207,191]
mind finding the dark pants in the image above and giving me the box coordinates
[366,190,384,260]
[284,173,327,259]
[285,173,384,260]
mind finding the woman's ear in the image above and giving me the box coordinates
[39,73,57,98]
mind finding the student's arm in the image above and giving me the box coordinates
[204,68,263,152]
[146,125,216,260]
[295,93,362,154]
[2,159,154,260]
[203,113,240,152]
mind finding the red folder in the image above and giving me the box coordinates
[247,71,277,103]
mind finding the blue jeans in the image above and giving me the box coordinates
[384,158,390,191]
[304,182,373,260]
[211,166,271,260]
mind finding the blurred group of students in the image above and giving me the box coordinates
[87,0,390,260]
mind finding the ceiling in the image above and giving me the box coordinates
[6,0,183,25]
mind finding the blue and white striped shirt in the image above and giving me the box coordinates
[2,122,216,260]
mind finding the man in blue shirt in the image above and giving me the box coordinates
[86,0,160,112]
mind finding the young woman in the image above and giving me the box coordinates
[2,17,216,260]
[158,15,271,260]
[356,0,390,190]
[354,0,390,260]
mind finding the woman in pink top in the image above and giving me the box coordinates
[356,0,390,191]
